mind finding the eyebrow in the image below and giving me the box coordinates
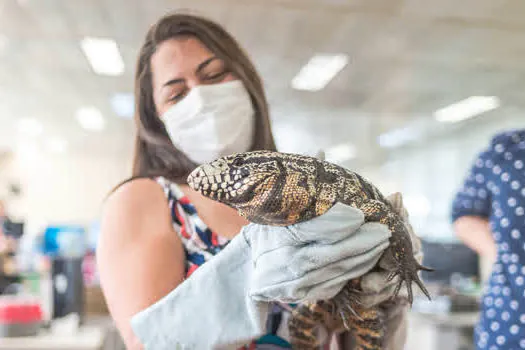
[162,56,219,88]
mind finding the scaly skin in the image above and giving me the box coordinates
[187,150,433,349]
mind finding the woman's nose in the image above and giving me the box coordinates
[185,76,204,90]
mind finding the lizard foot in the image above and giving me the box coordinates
[331,282,366,328]
[390,261,433,304]
[379,245,433,304]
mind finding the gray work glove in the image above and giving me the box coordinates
[130,203,392,350]
[247,202,392,303]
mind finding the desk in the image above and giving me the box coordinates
[406,311,479,350]
[0,317,124,350]
[0,326,104,350]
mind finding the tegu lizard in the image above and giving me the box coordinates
[187,150,433,349]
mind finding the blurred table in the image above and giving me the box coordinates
[0,316,124,350]
[406,311,479,350]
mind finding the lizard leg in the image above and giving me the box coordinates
[330,289,385,350]
[348,306,384,350]
[288,300,334,350]
[359,199,433,304]
[331,279,365,327]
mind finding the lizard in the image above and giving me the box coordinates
[186,150,433,349]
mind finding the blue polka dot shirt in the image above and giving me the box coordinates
[452,129,525,349]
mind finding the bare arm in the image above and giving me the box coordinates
[453,215,496,262]
[451,149,496,264]
[96,179,186,349]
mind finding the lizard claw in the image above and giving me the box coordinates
[391,262,433,304]
[332,284,365,326]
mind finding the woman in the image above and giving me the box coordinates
[97,12,276,348]
[97,11,414,349]
[452,129,525,349]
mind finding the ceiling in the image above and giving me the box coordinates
[0,0,524,164]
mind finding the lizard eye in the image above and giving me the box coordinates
[240,168,250,177]
[232,157,243,167]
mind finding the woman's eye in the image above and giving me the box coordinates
[203,70,227,81]
[168,90,187,103]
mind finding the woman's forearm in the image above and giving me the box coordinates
[454,216,496,261]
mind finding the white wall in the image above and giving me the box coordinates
[0,146,132,236]
[363,116,525,243]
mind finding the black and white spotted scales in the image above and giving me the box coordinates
[187,150,433,349]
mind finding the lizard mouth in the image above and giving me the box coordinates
[187,162,255,203]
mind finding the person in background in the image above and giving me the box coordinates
[96,11,420,349]
[0,200,10,252]
[0,201,7,272]
[452,129,525,349]
[0,200,17,276]
[0,200,7,233]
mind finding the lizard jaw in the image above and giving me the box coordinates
[187,163,252,203]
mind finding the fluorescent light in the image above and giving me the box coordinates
[110,93,134,119]
[76,107,105,131]
[291,54,348,91]
[16,118,43,137]
[324,143,356,163]
[80,37,125,76]
[45,137,67,154]
[434,96,500,123]
[378,126,420,149]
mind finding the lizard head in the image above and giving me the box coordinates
[187,150,319,225]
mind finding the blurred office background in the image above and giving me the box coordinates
[0,0,523,349]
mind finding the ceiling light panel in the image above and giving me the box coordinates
[80,37,125,76]
[291,54,349,92]
[76,106,106,131]
[110,93,134,119]
[434,96,500,123]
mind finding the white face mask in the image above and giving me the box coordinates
[161,80,255,164]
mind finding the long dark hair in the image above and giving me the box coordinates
[131,11,276,184]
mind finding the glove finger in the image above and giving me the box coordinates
[288,202,366,244]
[287,222,391,277]
[250,228,390,303]
[250,240,389,303]
[296,241,389,301]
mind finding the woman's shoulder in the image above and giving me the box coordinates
[107,177,166,208]
[469,129,525,169]
[101,177,175,241]
[484,128,525,158]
